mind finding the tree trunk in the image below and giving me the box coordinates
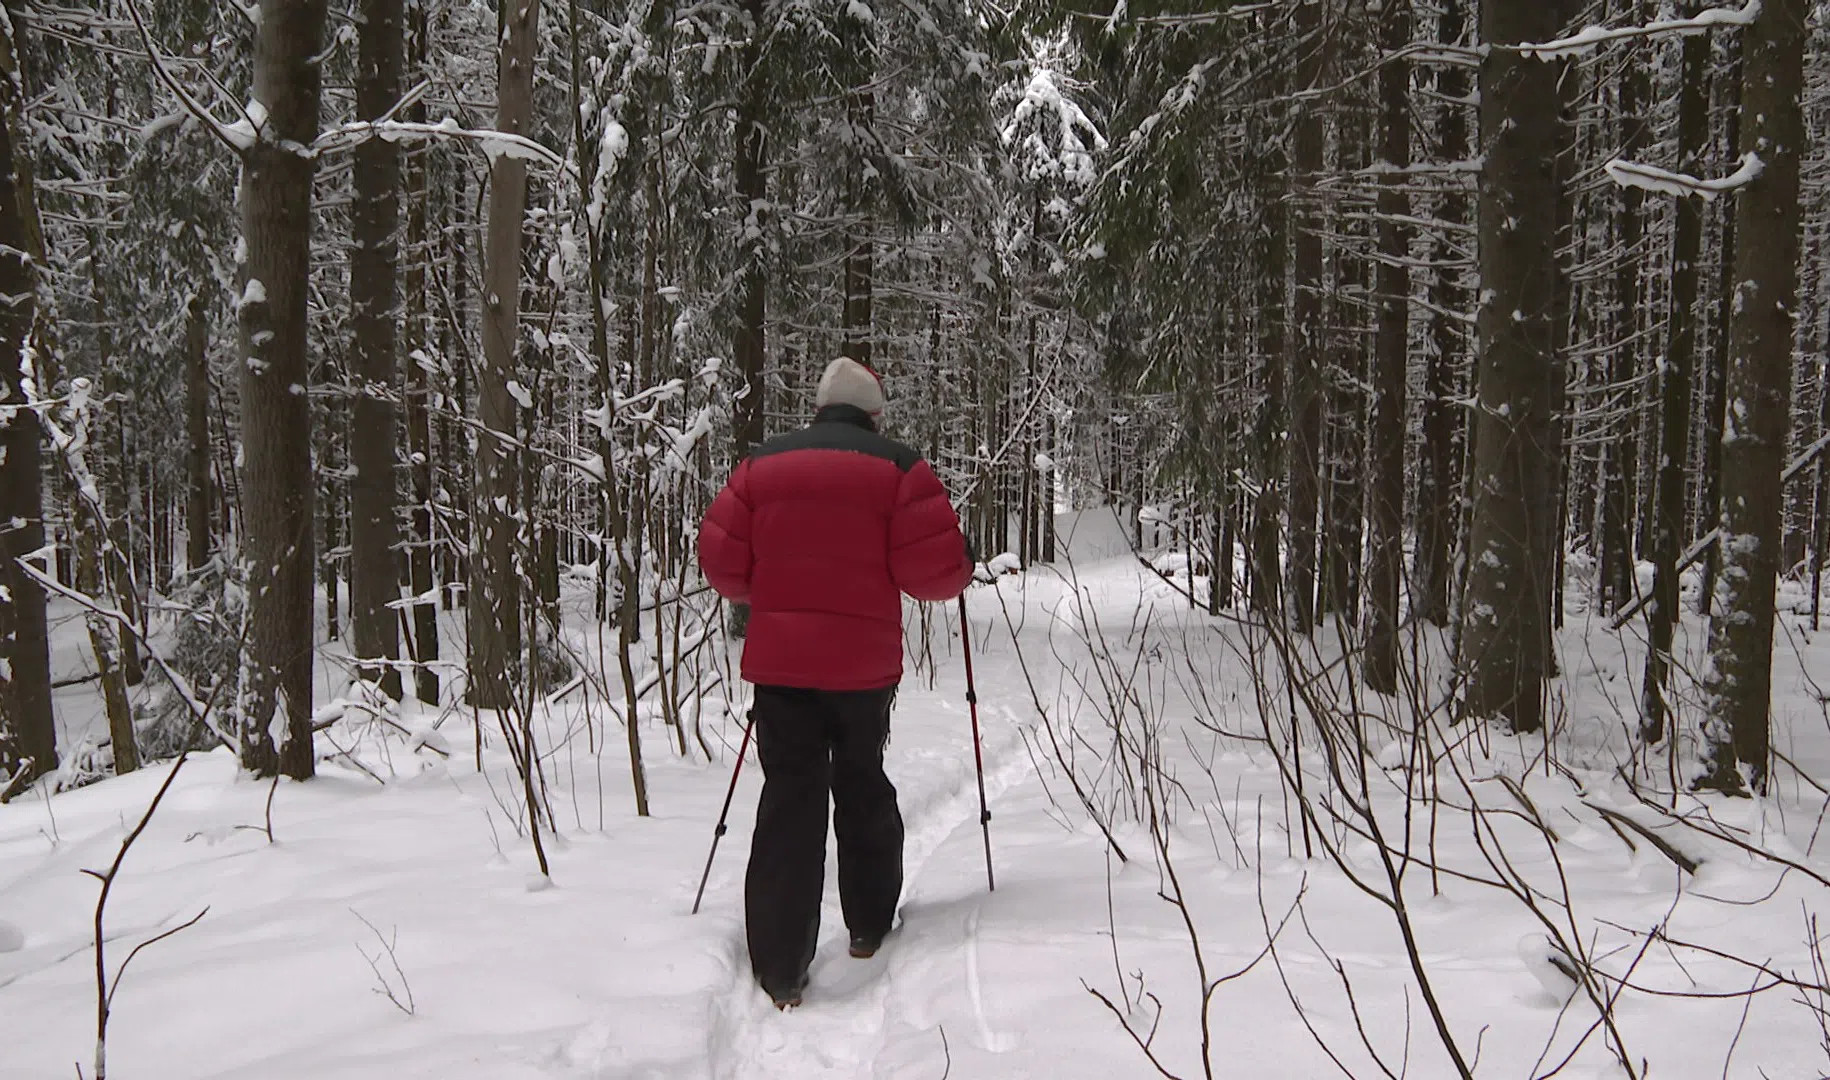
[470,0,541,709]
[1699,0,1807,796]
[1251,178,1286,618]
[1600,16,1647,616]
[842,90,874,370]
[186,287,213,571]
[1639,17,1709,745]
[66,400,137,775]
[1459,0,1568,733]
[1415,0,1467,627]
[730,0,767,637]
[348,0,405,699]
[238,0,327,780]
[0,14,54,794]
[1364,0,1410,694]
[1286,0,1327,632]
[1699,44,1742,617]
[404,0,439,706]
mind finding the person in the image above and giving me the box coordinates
[696,356,974,1010]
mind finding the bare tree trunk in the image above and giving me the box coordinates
[348,0,405,699]
[185,287,213,571]
[1700,0,1807,796]
[0,13,54,794]
[1698,44,1742,617]
[404,0,438,705]
[842,89,874,370]
[1364,0,1410,694]
[1286,0,1328,633]
[64,402,137,775]
[1416,0,1467,627]
[470,0,540,708]
[1599,12,1648,616]
[1459,0,1568,733]
[729,0,767,637]
[238,0,327,780]
[1640,16,1709,745]
[1251,179,1286,618]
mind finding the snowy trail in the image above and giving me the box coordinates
[705,704,1034,1080]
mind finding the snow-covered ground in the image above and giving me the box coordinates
[8,515,1830,1078]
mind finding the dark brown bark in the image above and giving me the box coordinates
[1415,0,1467,627]
[238,0,327,780]
[1700,0,1808,796]
[0,13,53,793]
[1251,179,1286,618]
[348,0,405,699]
[1285,0,1327,632]
[1640,17,1709,745]
[72,457,136,776]
[1698,46,1742,617]
[470,0,541,708]
[1321,108,1365,621]
[729,0,767,637]
[1363,0,1410,694]
[1459,0,1569,733]
[1599,15,1647,616]
[842,89,874,370]
[404,0,438,705]
[185,288,213,571]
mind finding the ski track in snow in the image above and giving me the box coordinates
[705,718,1034,1080]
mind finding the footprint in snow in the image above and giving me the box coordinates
[0,920,22,953]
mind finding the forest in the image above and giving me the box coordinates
[5,0,1830,1078]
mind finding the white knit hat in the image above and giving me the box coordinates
[815,357,886,415]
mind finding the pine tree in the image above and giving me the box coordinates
[348,0,406,700]
[1700,0,1810,795]
[1459,0,1572,732]
[1363,0,1410,693]
[470,0,543,709]
[239,0,329,780]
[0,10,54,796]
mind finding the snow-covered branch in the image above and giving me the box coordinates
[1603,152,1764,201]
[314,118,567,170]
[1514,0,1760,60]
[120,0,252,155]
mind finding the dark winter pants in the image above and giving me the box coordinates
[745,684,903,996]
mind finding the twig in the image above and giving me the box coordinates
[351,909,416,1016]
[81,755,202,1080]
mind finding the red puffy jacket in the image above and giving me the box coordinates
[697,405,973,691]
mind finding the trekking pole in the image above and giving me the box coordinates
[958,592,995,892]
[691,710,756,914]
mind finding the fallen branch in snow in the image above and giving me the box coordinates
[1583,804,1701,875]
[1603,153,1764,201]
[81,755,208,1080]
[1513,0,1762,59]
